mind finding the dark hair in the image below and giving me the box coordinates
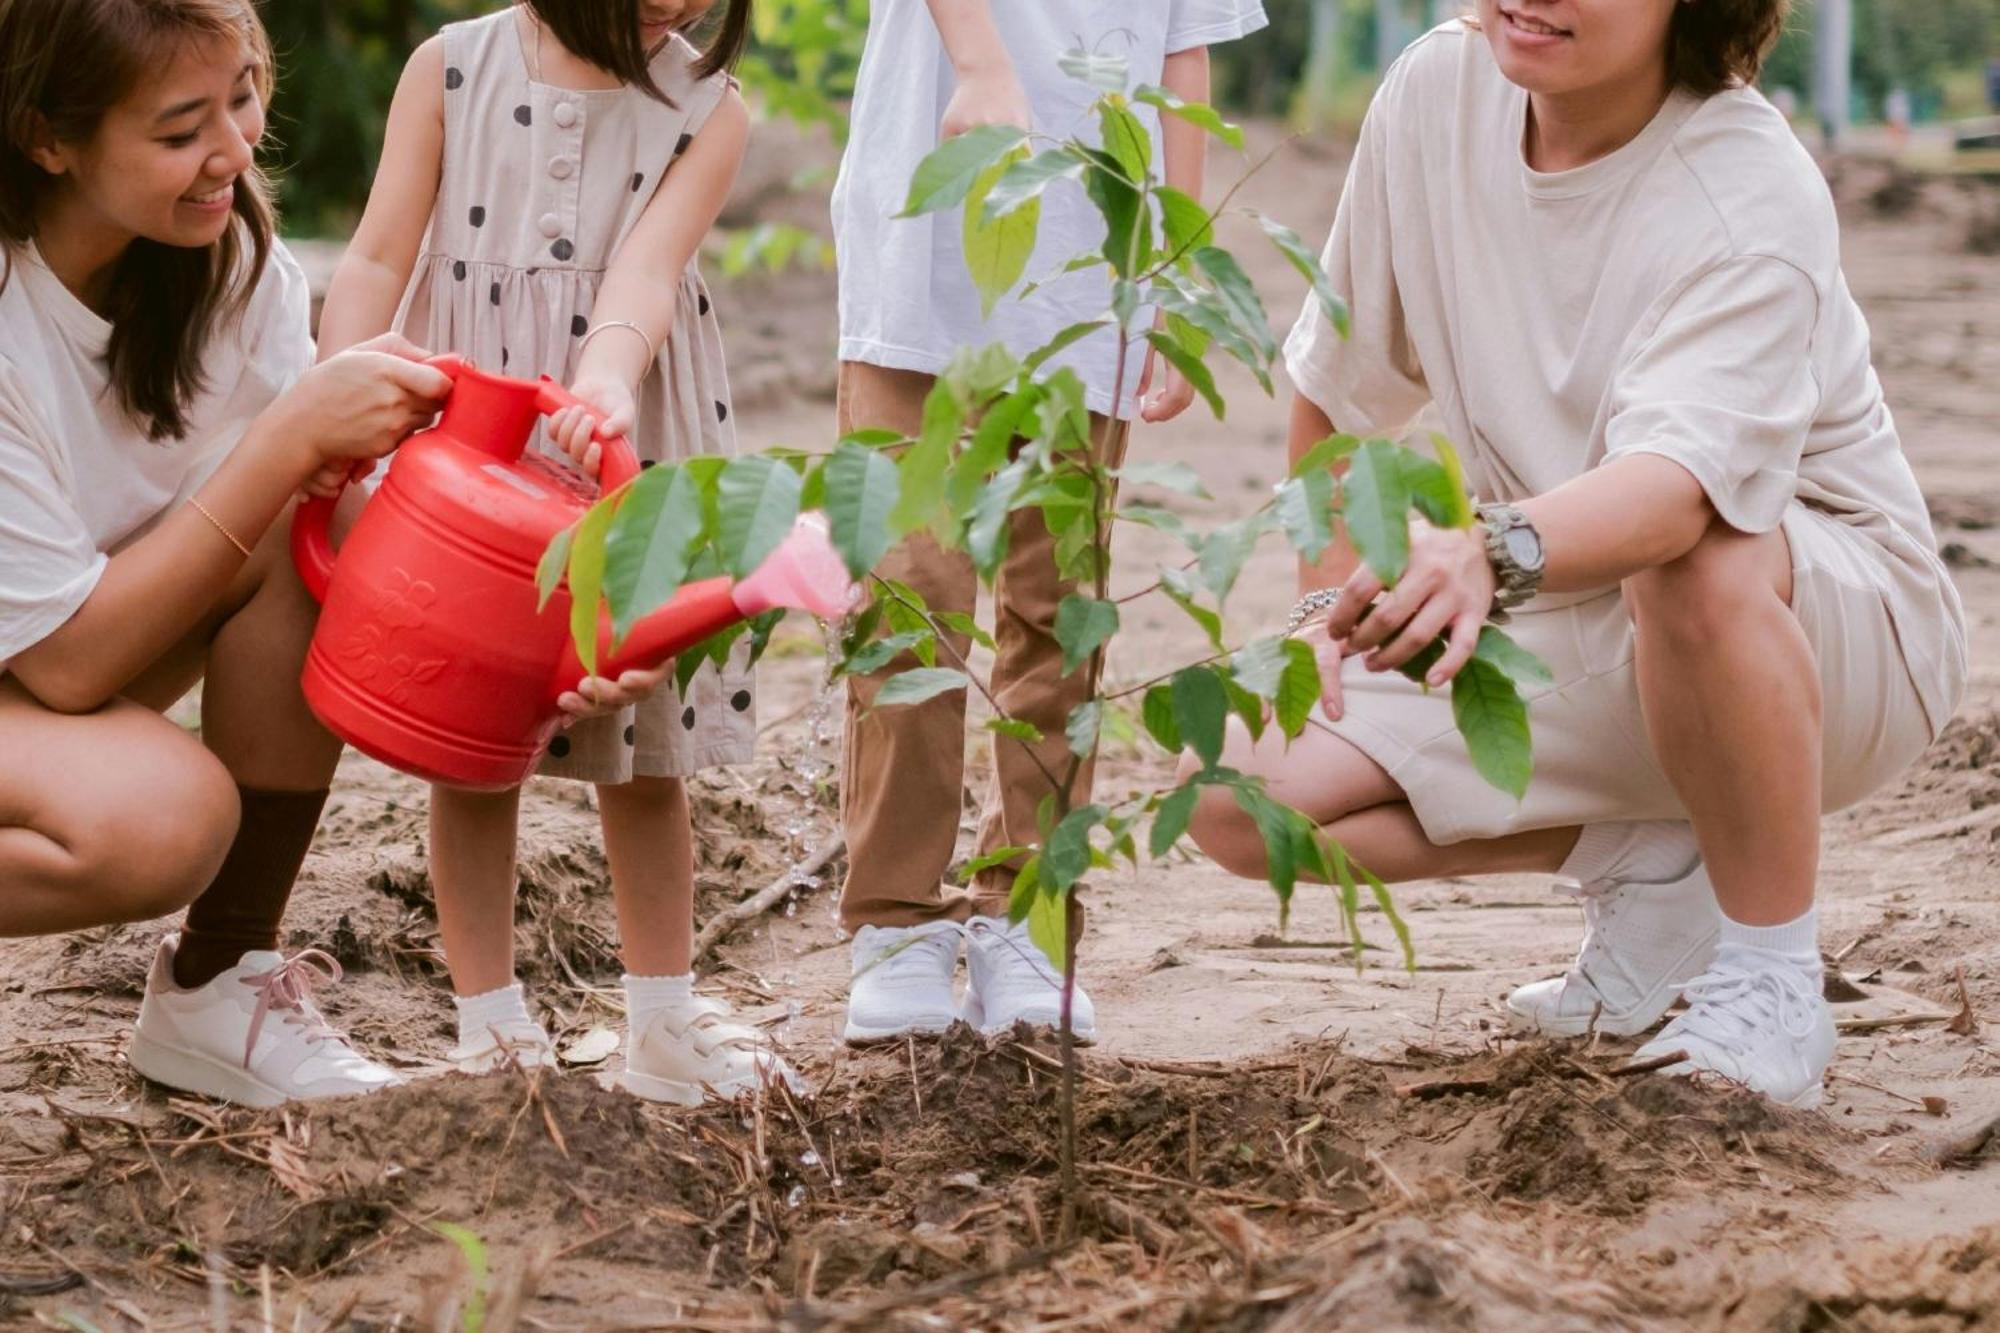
[0,0,276,442]
[526,0,754,104]
[1670,0,1790,96]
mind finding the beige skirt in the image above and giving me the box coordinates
[1324,504,1943,844]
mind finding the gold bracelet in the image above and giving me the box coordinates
[187,497,253,559]
[578,320,657,362]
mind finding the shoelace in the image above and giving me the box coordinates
[856,924,963,982]
[1669,965,1818,1046]
[1554,878,1638,995]
[239,949,345,1070]
[967,919,1061,990]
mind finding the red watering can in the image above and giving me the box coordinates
[293,356,856,791]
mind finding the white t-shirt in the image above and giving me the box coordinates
[1284,22,1966,733]
[832,0,1268,418]
[0,240,313,670]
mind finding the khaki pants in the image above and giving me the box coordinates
[836,362,1130,931]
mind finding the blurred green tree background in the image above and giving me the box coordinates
[260,0,2000,238]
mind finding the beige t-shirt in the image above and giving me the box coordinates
[1284,21,1965,733]
[0,241,312,672]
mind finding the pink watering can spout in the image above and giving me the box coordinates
[555,515,861,696]
[732,515,863,620]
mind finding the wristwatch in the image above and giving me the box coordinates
[1477,502,1545,618]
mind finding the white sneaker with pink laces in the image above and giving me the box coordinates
[128,935,402,1108]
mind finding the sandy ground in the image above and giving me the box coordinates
[2,127,1998,1328]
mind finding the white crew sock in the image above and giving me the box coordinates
[454,981,534,1048]
[625,973,694,1030]
[1560,819,1701,887]
[1717,903,1821,982]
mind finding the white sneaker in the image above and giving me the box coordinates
[962,916,1096,1042]
[1506,861,1720,1038]
[620,996,801,1105]
[1631,951,1835,1108]
[128,936,401,1108]
[842,921,964,1045]
[449,1019,557,1075]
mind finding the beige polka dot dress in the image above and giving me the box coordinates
[397,7,754,785]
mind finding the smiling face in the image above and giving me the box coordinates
[31,30,263,253]
[639,0,717,45]
[1472,0,1682,98]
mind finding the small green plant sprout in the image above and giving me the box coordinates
[544,49,1546,1233]
[431,1221,490,1333]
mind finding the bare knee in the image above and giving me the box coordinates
[1183,786,1273,880]
[82,733,240,923]
[1624,523,1790,650]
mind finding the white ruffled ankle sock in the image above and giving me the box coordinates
[454,981,534,1048]
[1561,820,1700,887]
[625,973,694,1030]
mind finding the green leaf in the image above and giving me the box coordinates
[1172,666,1228,768]
[1142,685,1182,754]
[1143,330,1224,419]
[983,147,1086,221]
[431,1222,490,1333]
[1099,101,1151,182]
[1024,320,1111,374]
[1252,211,1351,339]
[1152,273,1267,384]
[891,437,951,538]
[1230,636,1289,699]
[1291,433,1361,479]
[1275,469,1335,563]
[1399,453,1465,532]
[1156,185,1215,258]
[1232,785,1297,911]
[604,463,705,642]
[1328,839,1365,966]
[1159,565,1224,651]
[822,440,900,579]
[1474,626,1554,690]
[1196,516,1260,602]
[1358,855,1416,970]
[1065,700,1102,758]
[1044,803,1108,892]
[968,461,1027,579]
[898,123,1028,217]
[1192,246,1276,360]
[1222,670,1266,744]
[840,628,932,677]
[1133,84,1246,151]
[964,152,1041,318]
[874,667,971,708]
[1053,595,1120,676]
[536,523,574,612]
[1149,782,1200,858]
[715,455,803,579]
[565,496,617,676]
[1007,852,1042,924]
[934,609,996,651]
[1116,460,1209,498]
[966,845,1033,881]
[987,717,1045,743]
[1276,638,1321,737]
[1026,881,1069,973]
[1082,148,1150,277]
[1341,439,1413,584]
[1452,657,1532,799]
[1059,47,1131,92]
[1431,435,1478,529]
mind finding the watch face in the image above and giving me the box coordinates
[1503,525,1544,570]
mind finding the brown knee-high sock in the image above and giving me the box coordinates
[172,786,330,989]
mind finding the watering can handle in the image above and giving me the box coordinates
[292,353,468,605]
[532,378,641,493]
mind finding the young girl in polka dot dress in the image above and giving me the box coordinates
[318,0,794,1103]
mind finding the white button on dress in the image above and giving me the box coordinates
[553,102,578,128]
[538,212,561,238]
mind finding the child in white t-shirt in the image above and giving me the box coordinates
[828,0,1268,1047]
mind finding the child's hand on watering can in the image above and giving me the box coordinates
[547,374,637,479]
[556,666,672,721]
